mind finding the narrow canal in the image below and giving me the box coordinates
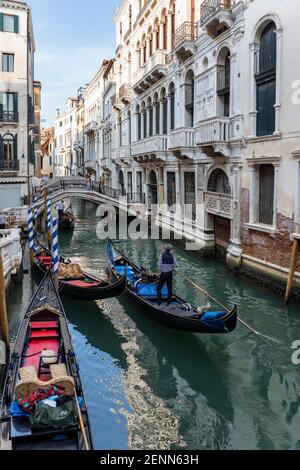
[7,201,300,450]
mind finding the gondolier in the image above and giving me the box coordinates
[157,244,178,306]
[57,201,65,221]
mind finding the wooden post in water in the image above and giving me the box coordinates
[0,256,9,350]
[285,236,299,304]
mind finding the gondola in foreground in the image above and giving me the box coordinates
[106,240,237,334]
[0,271,93,450]
[33,239,126,301]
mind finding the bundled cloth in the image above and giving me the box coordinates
[18,385,66,414]
[58,262,84,280]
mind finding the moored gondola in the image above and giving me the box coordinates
[106,240,238,334]
[58,205,75,231]
[0,271,93,450]
[33,239,126,301]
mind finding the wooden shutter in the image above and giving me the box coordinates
[13,134,18,161]
[14,15,19,34]
[13,92,18,113]
[257,80,276,136]
[0,13,3,32]
[0,92,3,114]
[259,164,274,225]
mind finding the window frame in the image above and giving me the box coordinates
[2,53,14,72]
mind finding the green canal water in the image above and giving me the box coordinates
[6,201,300,450]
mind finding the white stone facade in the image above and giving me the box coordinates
[0,0,35,209]
[55,0,300,285]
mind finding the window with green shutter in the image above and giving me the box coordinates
[0,13,19,33]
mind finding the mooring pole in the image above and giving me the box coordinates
[47,196,52,250]
[52,217,59,288]
[28,207,35,265]
[285,237,299,304]
[0,256,9,350]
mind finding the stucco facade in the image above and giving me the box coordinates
[0,0,36,209]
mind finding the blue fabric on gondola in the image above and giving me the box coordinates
[9,398,84,417]
[114,265,135,284]
[136,283,168,298]
[200,311,227,331]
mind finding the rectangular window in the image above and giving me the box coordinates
[167,172,176,210]
[1,14,19,33]
[2,53,14,72]
[259,164,274,225]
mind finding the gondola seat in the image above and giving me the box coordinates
[15,374,75,400]
[136,283,168,298]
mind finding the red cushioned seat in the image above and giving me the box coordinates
[31,330,59,339]
[31,322,58,330]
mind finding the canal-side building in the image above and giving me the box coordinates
[110,0,300,288]
[33,80,42,177]
[83,60,112,180]
[0,0,36,209]
[40,127,54,178]
[54,98,79,177]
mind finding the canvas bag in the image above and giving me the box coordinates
[30,399,78,429]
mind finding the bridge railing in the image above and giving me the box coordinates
[99,185,126,200]
[127,192,146,204]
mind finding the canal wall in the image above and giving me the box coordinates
[0,229,23,291]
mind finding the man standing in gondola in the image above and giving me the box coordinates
[157,244,178,306]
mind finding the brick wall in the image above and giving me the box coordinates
[241,213,300,271]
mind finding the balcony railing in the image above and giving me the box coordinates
[174,22,198,48]
[204,191,233,219]
[200,0,233,25]
[0,111,19,123]
[0,160,20,172]
[194,117,230,144]
[131,135,168,156]
[168,128,195,149]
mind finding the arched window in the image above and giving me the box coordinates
[137,42,141,68]
[185,70,194,127]
[136,105,141,141]
[3,134,14,161]
[255,21,277,136]
[217,47,231,118]
[154,93,160,135]
[141,101,147,138]
[147,97,153,137]
[142,35,147,64]
[208,169,231,195]
[128,111,132,145]
[169,82,175,130]
[148,27,153,57]
[161,88,168,134]
[118,115,122,147]
[170,1,176,49]
[162,10,167,50]
[154,19,160,50]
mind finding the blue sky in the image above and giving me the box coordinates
[30,0,119,126]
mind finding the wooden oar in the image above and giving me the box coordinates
[175,269,229,312]
[74,388,90,451]
[174,270,279,342]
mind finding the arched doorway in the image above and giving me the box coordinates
[206,168,232,252]
[148,169,158,207]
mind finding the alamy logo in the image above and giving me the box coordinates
[0,340,6,365]
[291,340,300,365]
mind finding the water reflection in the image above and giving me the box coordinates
[6,200,300,450]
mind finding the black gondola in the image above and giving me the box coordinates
[33,239,126,301]
[106,240,238,334]
[58,205,75,231]
[0,271,93,450]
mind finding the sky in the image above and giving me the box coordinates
[29,0,119,127]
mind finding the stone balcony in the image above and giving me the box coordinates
[131,136,168,162]
[119,84,132,105]
[204,191,233,219]
[168,128,196,160]
[84,121,98,134]
[133,50,168,95]
[200,0,234,38]
[112,146,132,164]
[194,117,231,157]
[173,22,199,62]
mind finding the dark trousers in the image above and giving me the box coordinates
[58,209,64,220]
[157,271,173,304]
